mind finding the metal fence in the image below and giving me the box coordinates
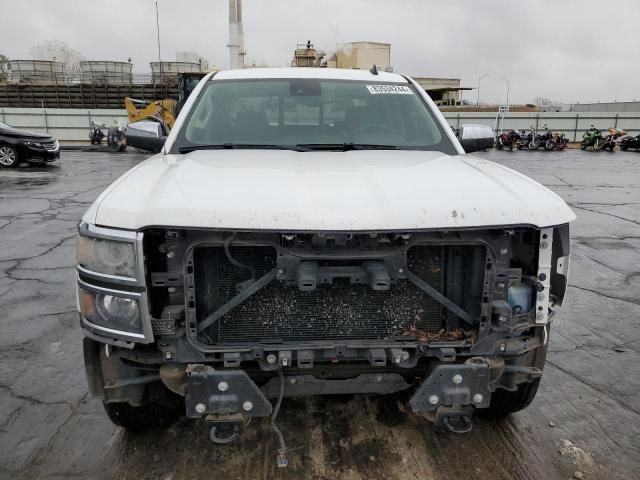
[442,111,640,141]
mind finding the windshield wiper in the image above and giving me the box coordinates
[178,143,311,154]
[296,142,398,151]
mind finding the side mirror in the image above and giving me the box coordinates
[125,119,168,154]
[457,124,495,153]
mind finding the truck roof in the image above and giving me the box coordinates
[212,67,407,83]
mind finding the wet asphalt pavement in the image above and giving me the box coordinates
[0,148,639,480]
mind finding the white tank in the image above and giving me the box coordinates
[7,60,65,83]
[80,61,133,85]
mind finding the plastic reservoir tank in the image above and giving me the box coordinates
[507,282,534,313]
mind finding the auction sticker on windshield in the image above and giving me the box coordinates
[366,85,413,95]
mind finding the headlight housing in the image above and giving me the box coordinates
[23,140,43,147]
[76,223,150,342]
[78,284,144,339]
[77,233,137,279]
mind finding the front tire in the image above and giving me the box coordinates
[0,145,20,168]
[544,140,557,151]
[479,378,541,417]
[103,397,183,432]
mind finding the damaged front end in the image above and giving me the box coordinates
[79,224,570,444]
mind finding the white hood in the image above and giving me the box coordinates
[85,150,575,231]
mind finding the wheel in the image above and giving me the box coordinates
[103,397,183,432]
[621,144,629,151]
[496,140,503,150]
[544,140,557,151]
[478,378,541,417]
[594,138,604,151]
[580,142,587,150]
[528,141,539,150]
[0,144,20,168]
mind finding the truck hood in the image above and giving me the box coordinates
[86,150,575,231]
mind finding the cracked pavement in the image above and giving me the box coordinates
[0,149,639,480]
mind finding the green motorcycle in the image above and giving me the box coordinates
[581,125,604,150]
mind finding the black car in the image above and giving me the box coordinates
[0,121,60,168]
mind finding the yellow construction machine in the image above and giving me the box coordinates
[121,72,209,152]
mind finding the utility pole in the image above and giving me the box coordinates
[477,73,488,107]
[155,1,165,95]
[500,77,510,107]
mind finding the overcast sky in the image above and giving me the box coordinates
[2,0,639,105]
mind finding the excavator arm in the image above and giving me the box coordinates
[124,97,177,130]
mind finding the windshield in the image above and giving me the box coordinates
[172,78,456,154]
[0,121,11,129]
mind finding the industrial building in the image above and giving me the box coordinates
[290,40,466,107]
[330,41,391,70]
[412,77,470,106]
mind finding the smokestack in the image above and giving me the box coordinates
[228,0,245,69]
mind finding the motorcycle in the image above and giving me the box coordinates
[600,128,625,152]
[581,125,604,150]
[620,133,640,151]
[107,120,127,152]
[89,121,106,145]
[516,127,535,150]
[552,132,569,150]
[496,129,520,151]
[528,124,557,151]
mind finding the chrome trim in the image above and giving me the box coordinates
[76,265,139,286]
[78,277,141,298]
[82,316,147,341]
[135,231,155,343]
[78,222,142,286]
[82,222,137,241]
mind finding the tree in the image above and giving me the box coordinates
[0,55,9,82]
[28,40,84,80]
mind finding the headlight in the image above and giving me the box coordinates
[77,234,137,278]
[79,286,143,335]
[23,140,43,147]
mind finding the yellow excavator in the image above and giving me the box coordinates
[121,72,209,152]
[125,97,177,129]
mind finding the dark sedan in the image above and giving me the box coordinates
[0,121,60,168]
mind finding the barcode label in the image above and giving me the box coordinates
[366,85,413,95]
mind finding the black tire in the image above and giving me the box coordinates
[479,378,541,417]
[544,140,557,151]
[0,144,20,168]
[620,144,628,151]
[496,141,503,150]
[103,396,183,432]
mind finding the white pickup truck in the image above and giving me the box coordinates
[77,68,574,461]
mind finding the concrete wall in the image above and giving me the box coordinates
[0,108,128,144]
[443,111,640,141]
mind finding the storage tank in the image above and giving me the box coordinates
[7,60,65,83]
[150,61,201,84]
[80,61,133,85]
